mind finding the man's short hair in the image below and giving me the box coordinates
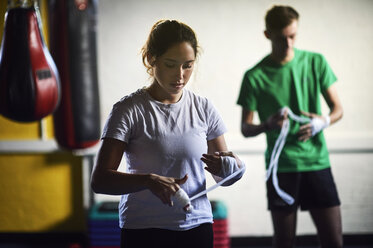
[265,5,299,31]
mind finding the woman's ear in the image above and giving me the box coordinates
[264,30,271,39]
[147,54,156,66]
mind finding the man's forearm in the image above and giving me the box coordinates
[241,122,268,137]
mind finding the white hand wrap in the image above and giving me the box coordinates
[310,115,330,136]
[187,155,246,207]
[172,188,193,213]
[214,156,246,186]
[266,107,330,205]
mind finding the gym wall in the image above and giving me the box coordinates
[95,0,373,236]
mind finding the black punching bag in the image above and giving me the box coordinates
[0,1,60,122]
[48,0,101,150]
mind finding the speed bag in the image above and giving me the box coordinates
[0,5,60,122]
[48,0,101,150]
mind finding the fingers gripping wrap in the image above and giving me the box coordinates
[173,156,246,213]
[310,115,330,136]
[172,188,193,213]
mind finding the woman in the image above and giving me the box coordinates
[91,20,245,248]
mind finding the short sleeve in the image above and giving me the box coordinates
[205,99,227,141]
[101,101,132,143]
[318,54,337,92]
[236,71,257,111]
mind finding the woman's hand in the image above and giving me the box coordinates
[146,174,188,206]
[201,151,240,176]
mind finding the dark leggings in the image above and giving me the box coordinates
[121,223,213,248]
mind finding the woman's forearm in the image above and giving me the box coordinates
[91,169,150,195]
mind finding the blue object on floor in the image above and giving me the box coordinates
[89,201,121,247]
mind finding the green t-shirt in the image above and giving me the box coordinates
[237,48,337,172]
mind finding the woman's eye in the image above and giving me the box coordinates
[165,63,175,68]
[183,63,193,69]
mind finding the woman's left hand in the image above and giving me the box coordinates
[201,151,239,176]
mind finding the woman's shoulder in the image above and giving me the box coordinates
[184,89,220,117]
[184,88,211,106]
[114,88,146,108]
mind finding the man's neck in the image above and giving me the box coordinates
[271,49,295,65]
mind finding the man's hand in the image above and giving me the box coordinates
[264,108,288,131]
[298,111,330,141]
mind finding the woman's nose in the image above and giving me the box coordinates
[175,66,183,79]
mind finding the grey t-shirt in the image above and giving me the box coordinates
[102,88,227,230]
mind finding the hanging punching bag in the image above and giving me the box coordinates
[0,1,60,122]
[48,0,101,150]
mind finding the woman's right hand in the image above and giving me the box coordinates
[146,174,188,206]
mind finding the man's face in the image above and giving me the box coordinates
[266,20,298,58]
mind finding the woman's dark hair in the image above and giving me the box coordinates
[141,20,199,76]
[265,5,299,31]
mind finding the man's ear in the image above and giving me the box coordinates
[264,30,271,39]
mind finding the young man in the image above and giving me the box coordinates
[237,5,343,248]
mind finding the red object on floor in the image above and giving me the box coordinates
[213,219,230,248]
[90,247,119,248]
[69,243,82,248]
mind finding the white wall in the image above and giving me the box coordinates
[95,0,373,236]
